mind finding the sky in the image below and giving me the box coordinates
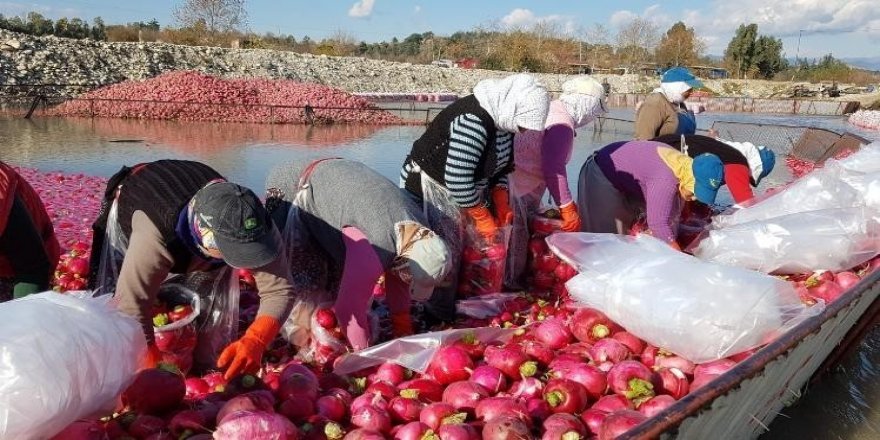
[1,0,878,63]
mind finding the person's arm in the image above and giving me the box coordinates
[542,124,576,206]
[115,211,175,343]
[724,164,754,204]
[444,114,489,208]
[634,95,667,140]
[643,179,680,244]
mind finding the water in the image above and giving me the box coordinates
[1,110,878,438]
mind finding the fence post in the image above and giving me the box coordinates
[89,99,95,117]
[270,105,275,124]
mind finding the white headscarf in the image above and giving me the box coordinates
[559,76,608,128]
[718,138,765,181]
[656,81,692,104]
[473,74,550,133]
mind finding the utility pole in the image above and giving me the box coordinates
[795,30,803,64]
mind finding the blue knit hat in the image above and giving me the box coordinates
[662,67,703,88]
[758,147,776,181]
[692,153,724,205]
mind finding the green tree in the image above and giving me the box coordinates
[54,17,70,37]
[26,12,54,36]
[752,35,786,78]
[91,17,107,40]
[724,23,758,78]
[655,21,704,67]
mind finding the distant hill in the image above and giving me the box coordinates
[840,57,880,72]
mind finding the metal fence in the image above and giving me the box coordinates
[606,93,859,116]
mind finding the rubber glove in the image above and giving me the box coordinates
[218,315,280,380]
[464,205,498,241]
[491,187,514,226]
[142,343,162,370]
[12,282,41,299]
[559,202,581,232]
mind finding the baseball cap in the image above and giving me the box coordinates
[191,182,281,269]
[406,234,452,301]
[758,147,776,180]
[662,67,703,89]
[691,153,725,205]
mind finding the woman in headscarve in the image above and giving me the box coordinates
[506,76,607,285]
[634,67,703,140]
[399,73,550,322]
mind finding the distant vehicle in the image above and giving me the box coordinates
[431,59,454,68]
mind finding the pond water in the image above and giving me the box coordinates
[1,108,878,439]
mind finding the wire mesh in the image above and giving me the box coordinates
[710,121,809,156]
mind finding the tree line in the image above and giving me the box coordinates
[0,0,873,83]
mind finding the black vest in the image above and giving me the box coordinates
[102,160,223,275]
[404,95,513,198]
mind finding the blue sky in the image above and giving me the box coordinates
[2,0,878,61]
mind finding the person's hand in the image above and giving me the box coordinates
[490,187,513,226]
[464,205,498,241]
[708,128,719,138]
[559,202,581,232]
[217,316,280,380]
[669,241,683,252]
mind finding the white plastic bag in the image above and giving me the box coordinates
[333,327,516,375]
[0,291,146,440]
[693,207,880,274]
[548,233,820,363]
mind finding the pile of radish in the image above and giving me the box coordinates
[525,211,577,296]
[48,71,406,125]
[784,148,857,178]
[848,110,880,131]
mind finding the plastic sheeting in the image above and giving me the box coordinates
[0,291,146,440]
[549,233,821,363]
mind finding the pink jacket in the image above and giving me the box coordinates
[512,100,575,205]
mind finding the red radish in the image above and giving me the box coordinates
[351,405,393,433]
[224,374,268,397]
[694,359,737,378]
[532,272,556,290]
[344,429,387,440]
[534,254,560,273]
[592,395,634,412]
[144,433,174,440]
[580,409,609,436]
[372,362,409,386]
[122,365,186,415]
[485,345,538,379]
[217,390,275,424]
[553,263,577,282]
[570,308,615,343]
[607,361,655,401]
[427,346,474,385]
[638,395,677,418]
[469,365,508,394]
[543,379,589,414]
[316,307,338,329]
[690,373,720,392]
[598,410,647,440]
[475,397,531,424]
[128,415,166,438]
[482,415,532,440]
[399,378,444,403]
[654,355,695,375]
[214,411,300,439]
[280,362,319,384]
[437,423,480,440]
[278,366,320,402]
[202,372,227,391]
[728,349,756,363]
[325,388,354,406]
[653,368,689,400]
[352,393,389,413]
[611,332,646,355]
[442,381,490,412]
[317,395,348,422]
[509,377,545,400]
[185,377,211,400]
[808,279,844,303]
[543,413,587,437]
[835,271,860,290]
[320,373,352,392]
[366,381,399,400]
[534,318,573,349]
[393,422,437,440]
[527,397,553,422]
[529,237,549,256]
[452,334,487,359]
[589,338,632,364]
[169,405,217,436]
[279,397,316,422]
[420,403,463,431]
[521,340,555,367]
[390,392,426,423]
[542,424,582,440]
[560,363,607,399]
[640,346,659,368]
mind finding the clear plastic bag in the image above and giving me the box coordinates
[420,173,465,317]
[333,327,517,375]
[548,233,821,363]
[93,199,127,296]
[152,284,201,374]
[459,225,512,296]
[456,293,528,319]
[0,291,146,440]
[692,207,880,274]
[505,185,539,288]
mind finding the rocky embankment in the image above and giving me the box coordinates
[0,29,869,101]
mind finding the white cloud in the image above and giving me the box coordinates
[609,10,638,28]
[703,0,880,36]
[0,2,80,18]
[348,0,375,18]
[414,5,421,14]
[500,8,577,35]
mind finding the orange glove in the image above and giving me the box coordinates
[465,205,498,241]
[491,187,513,226]
[141,343,162,370]
[559,202,581,232]
[669,241,683,252]
[217,315,280,380]
[390,313,414,338]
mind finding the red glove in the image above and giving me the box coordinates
[217,315,280,380]
[559,202,581,232]
[465,205,498,241]
[491,187,513,226]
